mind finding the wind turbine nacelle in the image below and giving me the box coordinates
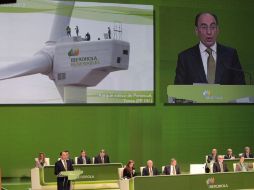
[53,39,130,86]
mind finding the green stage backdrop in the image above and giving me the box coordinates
[0,0,254,177]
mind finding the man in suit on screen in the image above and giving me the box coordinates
[174,12,245,85]
[55,151,74,190]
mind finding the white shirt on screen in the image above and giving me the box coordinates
[199,42,217,78]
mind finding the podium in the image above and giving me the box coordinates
[167,85,254,103]
[59,170,83,180]
[59,170,83,190]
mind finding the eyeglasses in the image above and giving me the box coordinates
[198,25,217,31]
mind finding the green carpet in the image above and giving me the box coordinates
[2,183,30,190]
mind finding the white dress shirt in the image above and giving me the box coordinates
[61,159,68,171]
[170,165,176,175]
[199,42,217,78]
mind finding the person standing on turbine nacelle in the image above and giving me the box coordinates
[66,26,71,37]
[75,26,79,36]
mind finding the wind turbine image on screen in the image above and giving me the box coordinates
[0,0,130,103]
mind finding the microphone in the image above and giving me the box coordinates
[223,64,253,85]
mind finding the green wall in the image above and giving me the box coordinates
[0,0,254,177]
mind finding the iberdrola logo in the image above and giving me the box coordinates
[203,89,212,97]
[68,48,80,57]
[206,177,215,185]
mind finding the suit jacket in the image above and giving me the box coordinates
[174,43,245,85]
[213,162,229,173]
[142,167,159,176]
[94,155,110,164]
[207,155,218,163]
[54,159,74,176]
[224,154,236,159]
[163,165,181,175]
[242,153,254,158]
[77,156,91,164]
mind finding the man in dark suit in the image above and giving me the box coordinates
[224,148,236,159]
[163,158,181,175]
[242,146,254,158]
[213,155,229,173]
[77,150,91,164]
[55,151,74,190]
[174,12,245,85]
[94,149,110,164]
[142,160,159,176]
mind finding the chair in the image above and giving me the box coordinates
[233,163,237,172]
[118,168,124,179]
[140,166,145,176]
[205,155,208,163]
[75,157,78,164]
[45,158,50,166]
[161,166,165,174]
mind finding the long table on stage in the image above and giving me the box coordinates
[224,158,254,172]
[31,163,122,190]
[128,172,254,190]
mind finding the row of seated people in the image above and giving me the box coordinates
[122,155,254,179]
[35,146,253,168]
[122,159,180,179]
[35,148,254,178]
[35,149,110,168]
[207,147,253,163]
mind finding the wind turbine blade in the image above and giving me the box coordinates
[0,53,52,80]
[49,0,75,42]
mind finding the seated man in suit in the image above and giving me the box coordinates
[77,150,91,164]
[55,151,74,190]
[242,146,254,158]
[142,160,159,176]
[174,12,245,85]
[94,149,110,164]
[213,155,229,173]
[163,158,181,175]
[224,148,236,159]
[207,148,218,163]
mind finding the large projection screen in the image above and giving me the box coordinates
[0,0,154,104]
[159,3,254,104]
